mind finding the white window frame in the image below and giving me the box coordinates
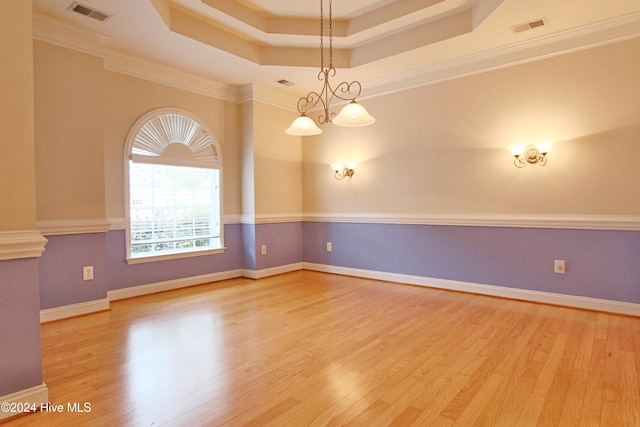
[124,108,224,264]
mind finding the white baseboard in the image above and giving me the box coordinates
[303,263,640,317]
[0,383,49,421]
[40,269,244,322]
[242,262,304,279]
[40,299,110,323]
[107,269,243,301]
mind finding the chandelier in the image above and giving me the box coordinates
[285,0,375,135]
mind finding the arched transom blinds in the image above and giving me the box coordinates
[131,112,220,164]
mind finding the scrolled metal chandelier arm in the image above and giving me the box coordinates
[295,68,364,124]
[285,0,375,135]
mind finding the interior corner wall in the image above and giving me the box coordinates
[0,0,45,400]
[34,41,245,310]
[102,69,245,292]
[302,37,640,306]
[240,90,304,272]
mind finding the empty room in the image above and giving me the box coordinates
[1,0,639,425]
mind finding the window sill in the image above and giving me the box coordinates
[126,247,226,265]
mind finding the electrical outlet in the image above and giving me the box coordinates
[326,242,332,252]
[554,260,565,274]
[261,245,267,255]
[83,266,94,281]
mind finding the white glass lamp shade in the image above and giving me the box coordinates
[332,101,375,127]
[330,163,343,171]
[508,144,525,157]
[535,141,554,154]
[285,115,322,136]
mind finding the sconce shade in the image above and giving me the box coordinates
[535,141,554,153]
[508,145,525,156]
[332,101,375,127]
[285,115,322,136]
[330,163,343,171]
[509,143,552,167]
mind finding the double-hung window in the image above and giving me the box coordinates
[125,109,223,263]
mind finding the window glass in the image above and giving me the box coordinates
[126,109,223,261]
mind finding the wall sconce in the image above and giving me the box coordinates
[509,141,553,168]
[330,162,356,180]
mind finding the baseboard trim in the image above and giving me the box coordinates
[303,263,640,317]
[40,270,244,322]
[242,262,304,279]
[0,383,49,421]
[40,299,110,323]
[107,269,244,301]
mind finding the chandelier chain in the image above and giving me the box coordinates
[329,0,333,69]
[320,0,324,70]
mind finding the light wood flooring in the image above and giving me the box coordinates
[4,270,640,426]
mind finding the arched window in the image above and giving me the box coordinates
[124,108,223,262]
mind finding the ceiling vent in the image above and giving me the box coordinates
[511,18,546,33]
[68,2,112,22]
[277,79,294,87]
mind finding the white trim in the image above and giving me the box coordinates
[363,12,640,99]
[32,14,238,103]
[126,247,226,265]
[110,213,640,229]
[239,84,299,112]
[108,217,126,231]
[104,51,239,103]
[242,262,303,279]
[33,9,640,109]
[40,299,110,323]
[303,263,640,317]
[302,213,640,231]
[33,12,107,58]
[0,231,48,261]
[240,213,304,225]
[109,216,242,230]
[224,214,243,225]
[107,269,243,301]
[0,383,49,421]
[38,219,111,236]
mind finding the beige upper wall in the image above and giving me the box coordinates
[34,41,106,221]
[0,0,37,230]
[303,37,640,215]
[32,40,242,222]
[252,101,302,216]
[103,71,242,219]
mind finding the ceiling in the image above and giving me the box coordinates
[32,0,640,102]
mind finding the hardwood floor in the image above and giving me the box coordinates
[4,271,640,426]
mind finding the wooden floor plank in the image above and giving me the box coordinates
[3,271,639,427]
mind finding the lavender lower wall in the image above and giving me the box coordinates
[303,222,640,304]
[39,233,107,309]
[254,222,303,270]
[39,220,638,311]
[0,258,43,396]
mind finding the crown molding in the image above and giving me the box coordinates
[33,12,108,57]
[239,84,299,111]
[32,12,239,103]
[364,11,640,99]
[104,50,240,103]
[32,9,640,112]
[303,213,640,231]
[0,231,48,261]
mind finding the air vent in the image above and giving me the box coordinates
[68,2,112,22]
[277,79,294,87]
[511,18,546,33]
